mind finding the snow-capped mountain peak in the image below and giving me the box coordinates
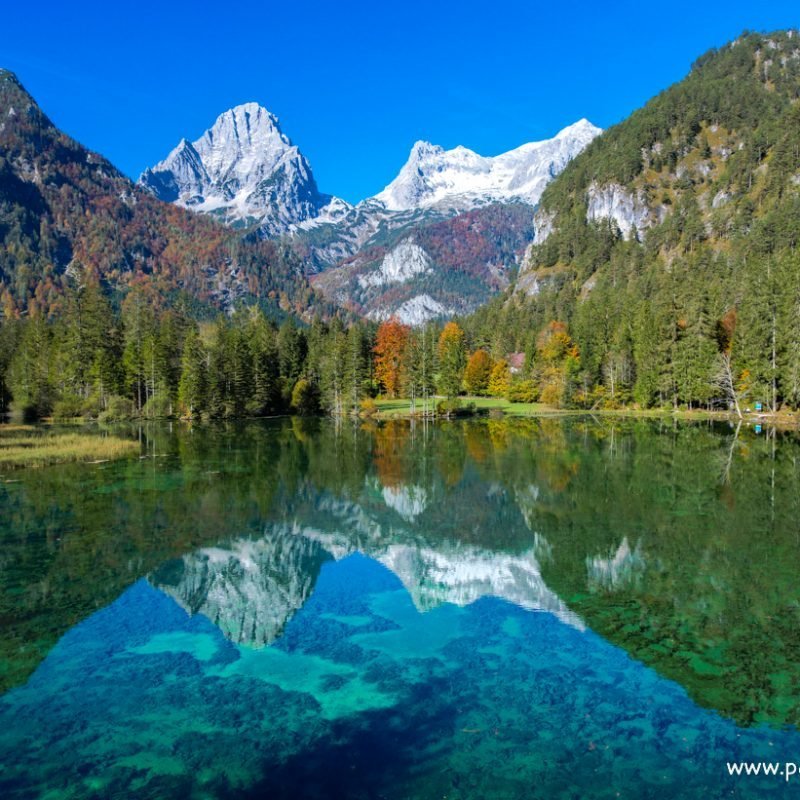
[192,103,287,179]
[138,102,342,236]
[554,118,599,140]
[373,120,602,212]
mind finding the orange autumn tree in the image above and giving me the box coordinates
[374,318,410,398]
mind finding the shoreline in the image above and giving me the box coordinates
[369,397,800,429]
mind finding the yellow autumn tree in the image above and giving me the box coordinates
[488,359,511,397]
[464,350,493,396]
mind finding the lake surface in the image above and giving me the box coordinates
[1,416,800,799]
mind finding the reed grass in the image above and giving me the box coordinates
[0,426,139,470]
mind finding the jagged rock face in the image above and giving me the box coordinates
[0,70,317,317]
[138,103,345,236]
[368,294,454,325]
[532,209,556,243]
[585,182,652,240]
[287,484,583,626]
[373,120,602,211]
[358,239,432,289]
[149,530,330,647]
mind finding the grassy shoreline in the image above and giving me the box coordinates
[0,425,140,471]
[371,396,800,427]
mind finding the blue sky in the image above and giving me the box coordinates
[2,1,798,204]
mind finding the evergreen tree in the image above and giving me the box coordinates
[405,324,437,413]
[343,323,368,412]
[0,315,21,413]
[734,259,778,409]
[437,322,467,398]
[248,311,280,415]
[673,293,717,409]
[277,319,306,399]
[177,327,207,418]
[206,318,230,418]
[121,289,155,413]
[320,318,347,414]
[8,315,56,419]
[304,316,329,385]
[778,253,800,408]
[229,327,253,417]
[60,280,122,409]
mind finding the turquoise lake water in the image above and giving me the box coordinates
[1,417,799,798]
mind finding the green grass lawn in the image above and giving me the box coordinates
[373,396,554,417]
[370,397,790,424]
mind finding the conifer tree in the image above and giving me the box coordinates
[437,322,467,398]
[178,327,207,418]
[405,324,437,413]
[778,253,800,408]
[632,302,660,408]
[344,323,368,412]
[229,328,253,417]
[321,318,347,414]
[734,259,778,409]
[248,312,279,415]
[121,289,155,413]
[8,315,56,419]
[206,318,230,418]
[277,319,306,396]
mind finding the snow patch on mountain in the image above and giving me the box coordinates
[358,239,432,289]
[374,119,601,212]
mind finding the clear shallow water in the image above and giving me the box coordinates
[1,417,800,798]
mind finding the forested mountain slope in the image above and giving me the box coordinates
[467,30,800,410]
[0,70,324,318]
[308,203,536,324]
